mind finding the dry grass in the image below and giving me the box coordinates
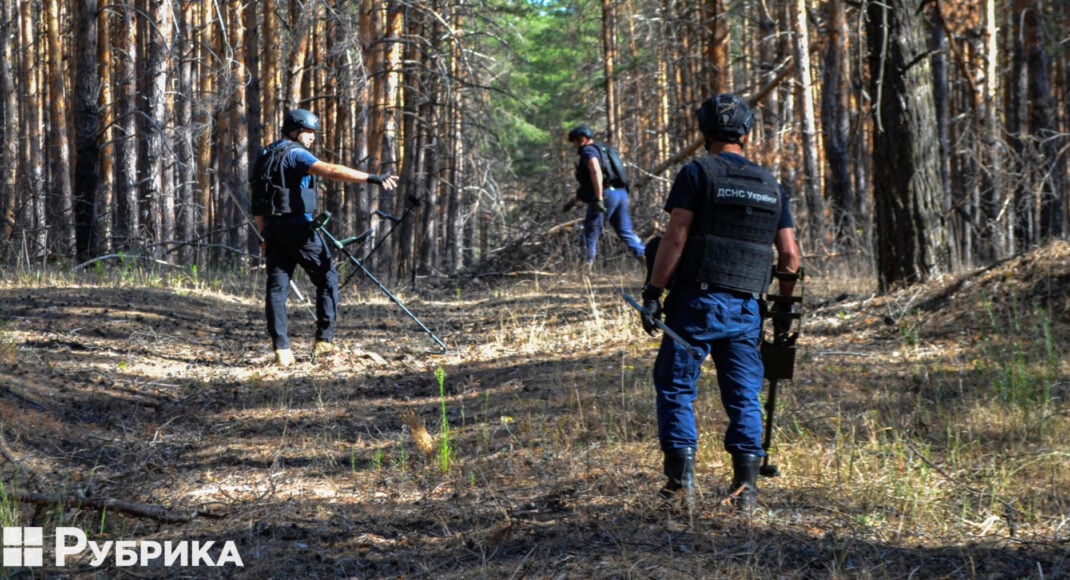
[0,242,1067,577]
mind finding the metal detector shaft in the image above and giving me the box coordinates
[339,200,419,292]
[620,291,703,359]
[315,221,447,352]
[760,376,781,477]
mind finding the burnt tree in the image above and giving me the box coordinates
[867,0,951,289]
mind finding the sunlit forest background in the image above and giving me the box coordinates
[0,0,1066,288]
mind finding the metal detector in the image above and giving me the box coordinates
[338,195,422,292]
[759,268,804,478]
[311,211,448,353]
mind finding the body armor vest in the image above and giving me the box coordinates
[259,140,319,216]
[674,155,782,294]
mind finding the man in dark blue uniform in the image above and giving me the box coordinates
[565,126,646,266]
[639,94,800,512]
[254,109,399,367]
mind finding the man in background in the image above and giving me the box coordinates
[564,125,646,267]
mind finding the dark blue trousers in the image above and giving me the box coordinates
[263,223,338,350]
[582,188,645,263]
[653,285,765,456]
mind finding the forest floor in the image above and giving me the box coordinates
[0,241,1068,579]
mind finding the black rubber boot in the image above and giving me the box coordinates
[730,453,762,513]
[658,447,695,509]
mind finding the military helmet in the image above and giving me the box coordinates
[696,94,754,143]
[282,109,321,135]
[567,125,594,142]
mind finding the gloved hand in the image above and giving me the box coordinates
[771,301,795,343]
[562,199,577,212]
[640,285,664,336]
[366,174,390,186]
[593,199,607,213]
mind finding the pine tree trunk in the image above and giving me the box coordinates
[176,2,196,265]
[601,0,618,144]
[96,6,115,254]
[0,0,18,247]
[867,0,950,289]
[143,0,173,255]
[982,0,1008,258]
[931,9,957,269]
[706,0,729,93]
[194,2,213,257]
[792,0,824,249]
[262,0,279,137]
[73,0,101,261]
[46,0,76,257]
[757,2,781,176]
[22,0,48,259]
[229,0,249,258]
[821,0,854,250]
[1024,2,1065,239]
[287,0,314,108]
[114,4,140,249]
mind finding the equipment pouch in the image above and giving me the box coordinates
[300,188,318,214]
[761,341,795,381]
[272,187,293,215]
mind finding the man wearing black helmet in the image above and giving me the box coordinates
[254,109,399,367]
[565,125,646,267]
[639,94,800,513]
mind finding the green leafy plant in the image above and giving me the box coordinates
[436,366,452,473]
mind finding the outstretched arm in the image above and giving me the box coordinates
[309,161,399,190]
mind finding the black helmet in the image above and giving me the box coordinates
[282,109,321,135]
[696,94,753,143]
[567,125,594,142]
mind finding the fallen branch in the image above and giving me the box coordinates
[9,491,223,523]
[548,218,583,235]
[73,254,180,271]
[470,270,560,279]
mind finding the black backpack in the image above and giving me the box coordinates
[596,142,630,190]
[249,140,317,216]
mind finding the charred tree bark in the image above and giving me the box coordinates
[867,0,950,289]
[73,0,102,261]
[821,0,854,251]
[930,8,957,269]
[144,0,174,254]
[1023,4,1065,240]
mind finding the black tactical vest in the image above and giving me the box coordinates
[674,155,783,294]
[254,140,320,216]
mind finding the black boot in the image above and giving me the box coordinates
[658,448,695,508]
[730,453,761,513]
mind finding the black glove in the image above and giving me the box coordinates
[562,199,577,212]
[593,199,607,213]
[771,301,795,342]
[640,285,664,336]
[366,174,389,186]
